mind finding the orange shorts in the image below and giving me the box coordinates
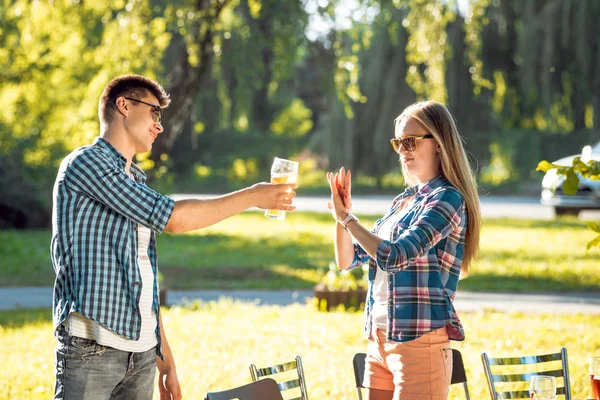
[363,326,452,400]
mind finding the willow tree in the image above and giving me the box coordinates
[465,0,600,132]
[324,5,415,183]
[463,0,600,185]
[320,0,600,185]
[320,0,460,185]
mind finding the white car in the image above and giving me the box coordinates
[540,141,600,217]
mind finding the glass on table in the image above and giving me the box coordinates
[529,375,556,400]
[264,157,298,221]
[590,356,600,400]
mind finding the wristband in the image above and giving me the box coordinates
[340,213,359,231]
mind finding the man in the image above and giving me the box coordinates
[51,74,296,399]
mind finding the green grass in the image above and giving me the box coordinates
[1,213,599,292]
[1,303,599,399]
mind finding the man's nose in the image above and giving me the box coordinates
[154,122,164,133]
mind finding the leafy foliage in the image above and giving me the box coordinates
[3,0,600,228]
[536,158,600,249]
[0,1,169,227]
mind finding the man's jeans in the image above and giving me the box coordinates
[54,326,157,400]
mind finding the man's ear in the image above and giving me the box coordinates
[115,97,128,116]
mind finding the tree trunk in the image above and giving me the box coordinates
[150,0,231,164]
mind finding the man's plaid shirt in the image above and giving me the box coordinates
[350,175,467,343]
[51,137,174,356]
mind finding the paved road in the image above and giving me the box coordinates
[171,194,600,220]
[2,287,600,314]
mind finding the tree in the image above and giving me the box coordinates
[0,0,316,225]
[148,0,233,164]
[0,1,169,227]
[159,0,314,187]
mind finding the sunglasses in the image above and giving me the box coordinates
[390,134,434,153]
[123,97,162,124]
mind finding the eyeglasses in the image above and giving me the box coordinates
[123,97,162,124]
[390,134,434,153]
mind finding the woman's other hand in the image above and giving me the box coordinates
[335,166,352,212]
[326,167,352,221]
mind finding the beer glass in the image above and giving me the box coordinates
[529,375,556,400]
[590,356,600,399]
[264,157,298,221]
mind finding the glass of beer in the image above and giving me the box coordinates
[590,356,600,399]
[264,157,298,221]
[529,375,556,400]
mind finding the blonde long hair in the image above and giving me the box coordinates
[395,101,481,274]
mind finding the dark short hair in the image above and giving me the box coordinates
[98,74,171,125]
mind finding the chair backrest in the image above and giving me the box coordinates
[352,353,366,400]
[249,355,309,400]
[481,347,571,400]
[451,349,471,400]
[205,378,284,400]
[352,350,471,400]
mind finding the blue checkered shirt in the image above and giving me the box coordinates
[350,175,467,343]
[51,137,174,356]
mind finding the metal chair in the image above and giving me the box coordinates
[352,349,471,399]
[481,347,571,399]
[205,378,283,400]
[249,355,308,400]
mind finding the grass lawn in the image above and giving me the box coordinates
[1,302,599,399]
[1,212,598,292]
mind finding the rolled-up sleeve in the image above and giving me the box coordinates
[375,188,464,273]
[348,242,371,270]
[65,150,175,234]
[346,217,386,270]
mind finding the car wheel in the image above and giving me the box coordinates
[555,207,581,217]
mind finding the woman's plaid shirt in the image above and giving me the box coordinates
[350,175,467,343]
[51,138,174,356]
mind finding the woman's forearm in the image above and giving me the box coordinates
[334,222,355,270]
[345,218,383,258]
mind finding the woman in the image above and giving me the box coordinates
[327,101,481,400]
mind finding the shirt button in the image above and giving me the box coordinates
[135,281,141,286]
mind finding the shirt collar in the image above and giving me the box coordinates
[404,175,447,199]
[93,137,147,182]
